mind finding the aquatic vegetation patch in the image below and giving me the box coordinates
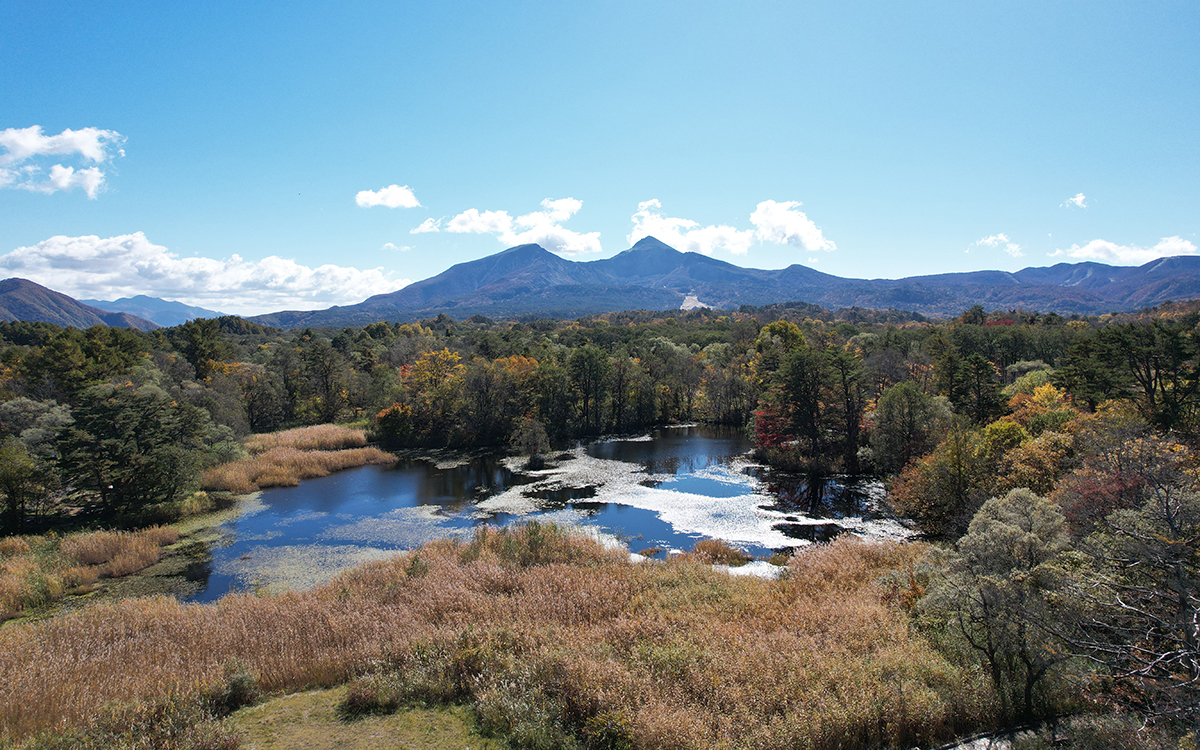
[213,544,395,594]
[318,506,470,548]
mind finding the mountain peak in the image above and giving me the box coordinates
[628,236,680,254]
[496,243,559,261]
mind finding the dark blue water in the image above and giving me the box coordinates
[187,425,892,601]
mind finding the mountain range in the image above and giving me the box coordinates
[250,237,1200,327]
[7,236,1200,332]
[79,295,224,327]
[0,278,158,331]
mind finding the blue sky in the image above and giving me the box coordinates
[1,0,1196,315]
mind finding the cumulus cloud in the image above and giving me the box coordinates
[381,242,411,252]
[969,233,1023,257]
[355,183,420,209]
[0,233,410,316]
[410,218,441,234]
[0,126,124,198]
[1061,192,1087,209]
[439,197,602,256]
[749,200,836,252]
[629,199,836,256]
[1052,236,1197,265]
[629,199,755,255]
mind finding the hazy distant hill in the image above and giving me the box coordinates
[79,295,224,327]
[250,237,1200,328]
[0,279,158,331]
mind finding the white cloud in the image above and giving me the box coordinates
[0,125,124,198]
[629,199,755,255]
[0,233,410,316]
[381,242,411,252]
[410,218,441,234]
[749,200,836,252]
[443,197,602,256]
[629,198,836,257]
[355,183,421,209]
[447,208,513,235]
[970,233,1023,257]
[1052,236,1198,265]
[1061,192,1087,209]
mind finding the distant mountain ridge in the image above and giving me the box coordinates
[251,237,1200,328]
[0,279,158,331]
[9,240,1200,333]
[79,295,224,327]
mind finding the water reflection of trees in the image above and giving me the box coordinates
[762,473,879,520]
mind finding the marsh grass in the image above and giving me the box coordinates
[244,425,368,454]
[0,526,997,749]
[201,425,396,494]
[688,538,752,566]
[11,696,241,750]
[0,526,178,622]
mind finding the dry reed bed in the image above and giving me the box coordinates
[0,528,993,748]
[0,526,179,622]
[202,425,395,494]
[201,446,397,495]
[243,425,368,454]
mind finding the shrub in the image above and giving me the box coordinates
[203,661,261,716]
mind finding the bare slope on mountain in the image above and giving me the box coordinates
[0,278,158,331]
[249,238,1200,328]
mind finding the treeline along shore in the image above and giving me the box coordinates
[3,300,1200,748]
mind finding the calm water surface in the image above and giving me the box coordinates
[188,425,905,601]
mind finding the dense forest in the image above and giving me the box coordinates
[3,299,1200,746]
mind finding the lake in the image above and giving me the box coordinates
[188,425,910,601]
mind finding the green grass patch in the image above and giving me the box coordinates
[228,687,508,750]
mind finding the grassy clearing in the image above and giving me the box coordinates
[227,687,508,750]
[0,526,179,622]
[0,524,995,749]
[202,425,396,494]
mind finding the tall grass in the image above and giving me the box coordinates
[0,526,179,622]
[243,425,368,454]
[0,527,996,748]
[200,446,397,494]
[201,425,396,494]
